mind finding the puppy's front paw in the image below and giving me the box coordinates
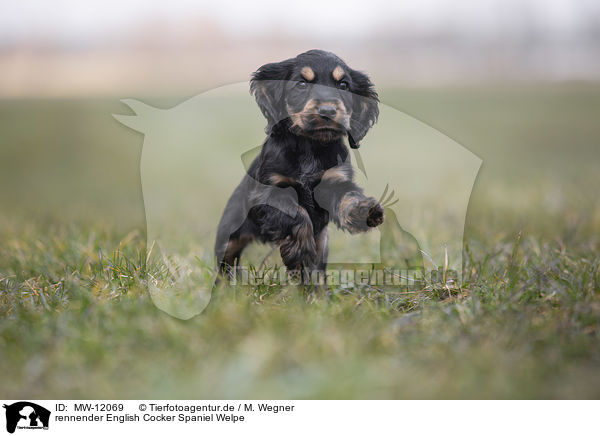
[366,202,385,227]
[343,196,384,231]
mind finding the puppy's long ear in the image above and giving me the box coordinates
[250,59,294,132]
[348,69,379,148]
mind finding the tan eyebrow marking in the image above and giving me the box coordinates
[332,65,345,81]
[321,166,351,183]
[269,173,300,186]
[301,66,315,81]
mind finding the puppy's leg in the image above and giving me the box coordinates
[337,191,384,233]
[315,226,329,273]
[315,178,384,234]
[276,207,317,276]
[297,226,329,289]
[249,203,317,285]
[250,204,316,280]
[219,234,253,277]
[215,193,255,280]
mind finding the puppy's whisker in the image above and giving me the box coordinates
[383,198,399,208]
[378,184,389,203]
[383,189,395,205]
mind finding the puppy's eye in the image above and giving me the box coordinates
[338,81,349,90]
[295,81,308,89]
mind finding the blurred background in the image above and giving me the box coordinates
[2,0,600,97]
[1,0,598,239]
[1,0,600,399]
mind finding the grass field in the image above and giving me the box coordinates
[1,84,599,398]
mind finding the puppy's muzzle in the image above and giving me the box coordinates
[317,104,337,120]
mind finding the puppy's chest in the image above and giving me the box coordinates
[293,151,338,189]
[265,146,344,194]
[296,160,324,189]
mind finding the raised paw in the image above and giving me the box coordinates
[341,195,385,232]
[366,202,385,227]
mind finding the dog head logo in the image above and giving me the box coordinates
[3,402,50,433]
[114,57,481,319]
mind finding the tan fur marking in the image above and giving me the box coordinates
[289,98,351,139]
[286,103,305,130]
[295,206,312,224]
[279,207,317,268]
[301,66,315,81]
[303,99,319,112]
[332,65,345,81]
[295,219,313,243]
[269,173,299,186]
[223,235,253,264]
[337,192,377,234]
[338,193,359,228]
[296,208,313,244]
[322,166,351,183]
[315,227,328,260]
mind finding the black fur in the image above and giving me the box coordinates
[215,50,382,281]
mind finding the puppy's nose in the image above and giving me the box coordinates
[318,105,337,118]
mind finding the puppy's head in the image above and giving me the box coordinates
[250,50,379,147]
